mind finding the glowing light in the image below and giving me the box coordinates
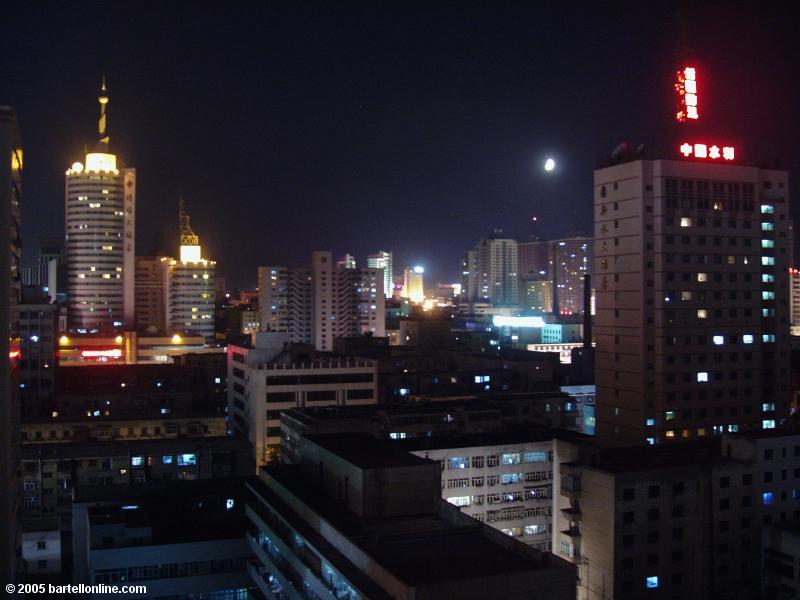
[114,335,123,344]
[9,350,20,359]
[675,66,699,122]
[59,335,70,345]
[544,158,555,171]
[81,349,123,358]
[679,142,736,161]
[171,334,183,343]
[413,265,424,274]
[493,315,545,328]
[85,152,117,172]
[70,161,84,174]
[180,245,202,262]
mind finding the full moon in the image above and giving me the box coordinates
[544,158,556,172]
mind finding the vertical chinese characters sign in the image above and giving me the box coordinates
[123,169,136,326]
[675,66,699,122]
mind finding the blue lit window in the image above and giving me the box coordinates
[762,274,775,283]
[742,335,754,344]
[177,453,197,466]
[762,222,774,231]
[646,437,656,445]
[763,492,775,505]
[763,420,776,430]
[712,335,724,345]
[762,239,775,248]
[162,455,173,464]
[214,377,222,384]
[763,334,775,343]
[474,375,491,383]
[761,204,774,214]
[762,256,775,266]
[226,498,235,510]
[646,575,659,588]
[131,456,144,467]
[646,418,655,427]
[762,291,775,300]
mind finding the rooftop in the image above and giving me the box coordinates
[305,433,432,470]
[391,427,589,452]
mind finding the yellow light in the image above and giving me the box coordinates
[59,335,70,345]
[70,161,83,174]
[85,152,117,172]
[12,149,23,172]
[171,334,182,344]
[180,245,202,262]
[114,335,123,344]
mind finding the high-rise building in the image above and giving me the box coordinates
[135,256,166,332]
[552,236,593,315]
[594,159,791,446]
[336,253,356,270]
[463,230,518,307]
[258,252,384,352]
[163,200,215,341]
[18,303,58,416]
[0,105,22,582]
[402,265,425,303]
[65,79,135,332]
[518,239,550,281]
[367,250,393,299]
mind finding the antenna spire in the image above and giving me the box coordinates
[179,195,199,247]
[98,76,110,149]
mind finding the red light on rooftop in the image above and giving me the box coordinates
[679,142,734,162]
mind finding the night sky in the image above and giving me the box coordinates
[3,3,799,289]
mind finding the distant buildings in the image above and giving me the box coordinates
[258,251,385,352]
[594,159,791,445]
[18,303,58,415]
[246,432,577,599]
[134,256,166,333]
[65,80,135,332]
[367,250,393,299]
[552,237,593,315]
[790,267,800,332]
[402,265,425,303]
[462,230,518,307]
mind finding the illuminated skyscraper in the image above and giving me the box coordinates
[164,199,215,341]
[552,236,593,315]
[367,250,393,299]
[0,106,22,582]
[65,80,135,331]
[402,266,425,304]
[462,230,518,307]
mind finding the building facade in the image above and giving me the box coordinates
[18,303,58,416]
[463,231,518,307]
[65,81,135,332]
[135,256,166,333]
[367,250,393,300]
[553,237,593,315]
[594,159,791,445]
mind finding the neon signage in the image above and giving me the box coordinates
[81,349,123,358]
[675,66,698,122]
[679,143,734,161]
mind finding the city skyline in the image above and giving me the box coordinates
[3,5,799,289]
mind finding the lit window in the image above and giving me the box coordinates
[226,498,235,510]
[646,576,659,589]
[697,372,709,382]
[177,453,197,466]
[697,309,707,319]
[646,418,655,427]
[713,336,724,345]
[501,453,521,465]
[763,491,775,505]
[646,437,656,445]
[762,274,775,283]
[681,291,692,301]
[665,411,675,421]
[762,256,775,266]
[763,308,775,317]
[742,335,754,344]
[131,456,144,467]
[763,334,775,343]
[666,430,676,438]
[763,421,776,430]
[680,217,692,227]
[761,204,774,214]
[727,424,738,433]
[162,455,173,464]
[761,222,774,231]
[762,239,775,248]
[762,291,775,300]
[697,273,707,282]
[762,403,776,412]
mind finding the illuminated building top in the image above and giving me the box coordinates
[178,197,207,263]
[65,77,119,176]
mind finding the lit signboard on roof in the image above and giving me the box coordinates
[679,143,734,161]
[492,316,545,328]
[81,349,123,358]
[675,66,699,122]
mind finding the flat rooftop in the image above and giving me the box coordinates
[21,435,251,460]
[578,440,723,474]
[252,467,558,587]
[305,433,432,470]
[391,427,589,452]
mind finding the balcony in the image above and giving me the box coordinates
[561,526,581,538]
[247,558,288,599]
[560,506,581,520]
[560,474,581,499]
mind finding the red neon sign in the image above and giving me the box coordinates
[675,66,699,122]
[679,143,734,161]
[81,349,123,358]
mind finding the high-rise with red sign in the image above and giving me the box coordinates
[593,63,792,446]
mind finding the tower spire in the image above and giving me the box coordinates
[98,75,110,149]
[179,195,199,248]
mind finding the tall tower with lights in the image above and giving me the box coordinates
[164,198,216,341]
[367,251,393,299]
[65,79,135,331]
